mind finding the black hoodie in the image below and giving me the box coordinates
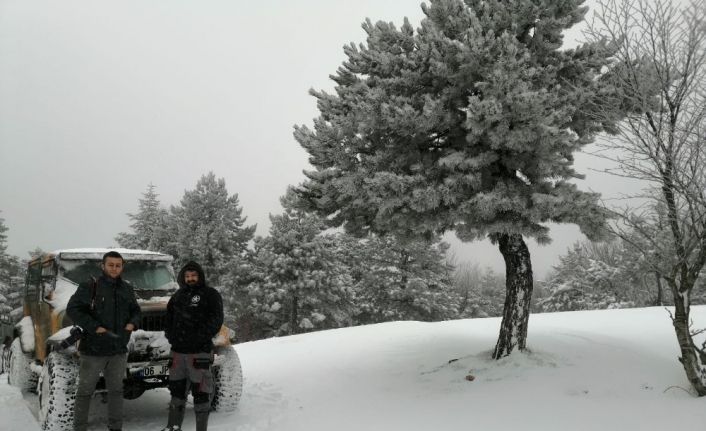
[164,261,224,353]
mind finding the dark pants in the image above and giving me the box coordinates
[73,354,127,431]
[168,351,215,413]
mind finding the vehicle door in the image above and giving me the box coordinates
[36,258,58,360]
[24,260,41,358]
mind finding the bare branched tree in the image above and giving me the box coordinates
[584,0,706,395]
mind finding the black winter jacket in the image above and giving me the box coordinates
[164,261,224,354]
[66,273,142,356]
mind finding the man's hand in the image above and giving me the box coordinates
[125,323,135,331]
[96,327,107,334]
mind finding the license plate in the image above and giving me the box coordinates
[140,365,169,377]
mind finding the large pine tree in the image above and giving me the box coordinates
[173,172,256,286]
[294,0,618,357]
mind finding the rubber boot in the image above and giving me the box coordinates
[165,405,185,430]
[195,410,210,431]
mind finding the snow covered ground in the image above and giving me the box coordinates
[3,306,706,431]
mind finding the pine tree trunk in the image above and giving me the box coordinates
[670,286,706,396]
[493,233,534,359]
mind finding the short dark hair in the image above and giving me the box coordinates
[103,251,124,264]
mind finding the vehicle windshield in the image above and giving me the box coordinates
[60,260,176,290]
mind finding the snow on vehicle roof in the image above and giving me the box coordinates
[49,248,173,261]
[54,247,164,254]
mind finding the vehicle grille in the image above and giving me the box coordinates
[141,314,167,331]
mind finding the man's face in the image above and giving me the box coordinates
[184,269,199,287]
[101,257,124,279]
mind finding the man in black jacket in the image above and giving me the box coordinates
[161,261,224,431]
[66,251,142,431]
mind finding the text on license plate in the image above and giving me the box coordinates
[140,365,169,377]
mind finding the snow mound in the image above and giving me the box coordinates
[16,316,34,353]
[0,372,41,431]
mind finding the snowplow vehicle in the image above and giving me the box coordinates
[4,248,243,431]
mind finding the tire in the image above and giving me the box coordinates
[38,352,79,431]
[211,345,243,412]
[123,387,145,400]
[7,338,38,391]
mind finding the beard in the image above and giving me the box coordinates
[186,280,199,287]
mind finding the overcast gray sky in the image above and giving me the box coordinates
[0,0,644,278]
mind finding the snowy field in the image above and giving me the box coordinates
[3,306,706,431]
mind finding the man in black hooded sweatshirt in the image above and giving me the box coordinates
[162,261,224,431]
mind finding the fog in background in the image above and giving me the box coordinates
[0,0,644,278]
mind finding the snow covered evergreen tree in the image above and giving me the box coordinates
[0,286,10,315]
[475,267,506,317]
[115,183,170,251]
[294,0,618,357]
[4,273,24,320]
[172,172,256,286]
[150,210,181,263]
[0,214,26,321]
[539,242,636,312]
[453,263,507,319]
[240,187,355,338]
[0,212,7,257]
[451,260,480,316]
[0,212,11,287]
[28,248,44,259]
[350,234,459,324]
[0,275,21,320]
